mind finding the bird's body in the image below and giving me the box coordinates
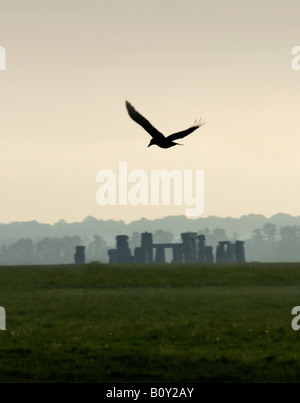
[148,138,182,149]
[125,101,204,149]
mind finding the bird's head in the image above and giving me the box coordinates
[148,139,155,148]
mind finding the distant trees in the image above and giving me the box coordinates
[246,224,300,262]
[277,226,299,261]
[279,225,298,244]
[2,223,300,265]
[35,237,54,263]
[1,238,35,265]
[12,239,34,264]
[251,228,264,243]
[129,232,141,250]
[34,236,82,264]
[247,229,268,262]
[0,235,94,265]
[86,235,107,262]
[230,231,240,242]
[197,225,300,262]
[153,230,174,243]
[130,230,174,246]
[198,228,229,248]
[261,223,277,244]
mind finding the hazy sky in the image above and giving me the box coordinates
[0,0,300,224]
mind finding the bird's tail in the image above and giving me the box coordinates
[175,142,184,146]
[193,118,205,128]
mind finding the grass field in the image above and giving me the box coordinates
[0,262,300,383]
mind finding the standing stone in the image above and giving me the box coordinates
[134,247,146,263]
[216,242,226,263]
[108,248,118,263]
[155,246,166,263]
[74,246,85,264]
[197,234,206,262]
[227,242,236,263]
[116,235,132,263]
[141,232,153,263]
[172,245,183,263]
[205,246,214,263]
[235,241,245,263]
[181,232,198,262]
[222,241,231,262]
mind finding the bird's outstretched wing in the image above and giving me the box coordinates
[125,101,165,140]
[167,119,205,141]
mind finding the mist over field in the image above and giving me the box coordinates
[1,213,300,264]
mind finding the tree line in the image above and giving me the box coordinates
[0,235,107,265]
[1,224,300,264]
[199,223,300,262]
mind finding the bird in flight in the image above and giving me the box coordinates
[125,101,204,149]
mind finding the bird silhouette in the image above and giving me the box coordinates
[125,101,204,149]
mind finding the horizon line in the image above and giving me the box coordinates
[0,212,299,226]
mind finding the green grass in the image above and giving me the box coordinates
[1,262,300,382]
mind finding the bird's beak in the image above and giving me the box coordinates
[148,143,151,148]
